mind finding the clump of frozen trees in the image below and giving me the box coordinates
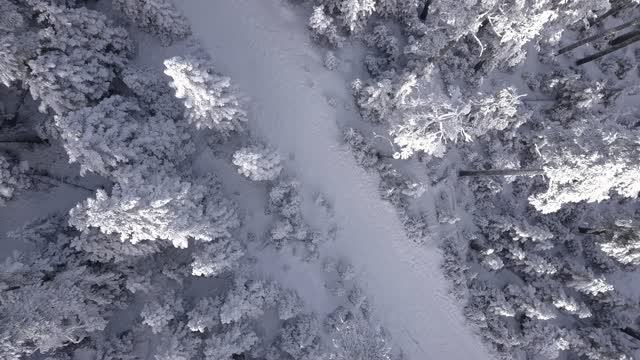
[318,1,640,359]
[0,2,355,360]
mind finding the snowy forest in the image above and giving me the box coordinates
[3,0,640,359]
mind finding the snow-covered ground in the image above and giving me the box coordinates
[174,1,493,358]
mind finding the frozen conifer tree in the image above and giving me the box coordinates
[0,153,31,206]
[69,172,239,248]
[164,55,246,135]
[69,228,163,264]
[153,323,202,360]
[326,307,393,360]
[26,3,132,115]
[141,291,184,334]
[220,277,278,324]
[278,315,324,359]
[203,323,259,360]
[187,297,221,333]
[113,0,191,46]
[0,2,34,87]
[0,238,123,358]
[332,0,376,33]
[309,6,344,47]
[596,220,640,266]
[0,35,27,86]
[56,95,193,177]
[232,145,283,181]
[122,66,183,119]
[392,86,526,159]
[191,238,244,277]
[0,277,109,356]
[276,289,304,321]
[531,122,640,213]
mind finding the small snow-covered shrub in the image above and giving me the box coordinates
[232,145,283,181]
[0,153,30,206]
[324,51,339,70]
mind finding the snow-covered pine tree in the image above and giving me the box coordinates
[164,55,246,135]
[140,290,184,334]
[391,85,526,159]
[219,277,278,324]
[203,323,259,360]
[26,3,132,115]
[309,6,344,47]
[113,0,191,46]
[191,237,244,277]
[186,297,221,333]
[69,171,239,248]
[530,119,640,213]
[56,95,193,177]
[121,66,184,119]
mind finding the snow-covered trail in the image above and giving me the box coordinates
[175,1,492,359]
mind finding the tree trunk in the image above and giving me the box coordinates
[459,169,544,177]
[578,227,608,235]
[577,31,640,65]
[591,2,637,26]
[557,16,640,55]
[419,0,433,21]
[30,170,97,193]
[609,29,640,45]
[0,137,48,145]
[621,327,640,342]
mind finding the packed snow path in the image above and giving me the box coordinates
[175,1,493,359]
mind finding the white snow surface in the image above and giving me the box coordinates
[175,1,493,359]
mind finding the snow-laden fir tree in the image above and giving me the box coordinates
[191,237,244,277]
[164,55,246,135]
[69,228,164,264]
[153,322,202,360]
[0,218,125,358]
[309,6,344,47]
[113,0,191,46]
[69,171,239,248]
[186,297,221,333]
[325,307,393,360]
[56,95,193,177]
[219,277,278,324]
[595,219,640,266]
[203,323,259,360]
[530,119,640,214]
[0,0,34,87]
[277,315,324,359]
[316,0,376,33]
[232,145,283,181]
[0,153,31,206]
[26,3,132,115]
[122,66,183,119]
[391,85,526,159]
[140,291,184,334]
[276,289,304,321]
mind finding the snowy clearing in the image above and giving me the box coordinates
[174,1,492,358]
